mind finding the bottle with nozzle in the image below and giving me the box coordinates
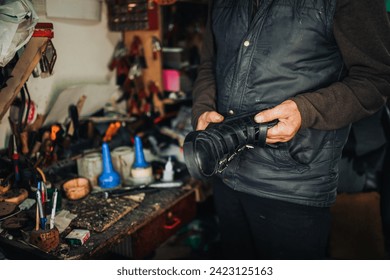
[162,156,174,182]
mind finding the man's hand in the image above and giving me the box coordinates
[196,111,224,130]
[254,100,302,143]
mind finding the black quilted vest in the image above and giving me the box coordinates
[211,0,350,207]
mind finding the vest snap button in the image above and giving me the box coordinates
[228,110,234,115]
[243,40,250,47]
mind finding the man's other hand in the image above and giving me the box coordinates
[196,111,224,130]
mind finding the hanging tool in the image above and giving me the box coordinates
[39,39,57,77]
[68,105,79,140]
[31,130,50,161]
[130,36,147,69]
[45,124,60,164]
[12,135,20,184]
[19,132,29,155]
[66,95,86,141]
[148,80,166,117]
[152,36,162,60]
[35,125,60,168]
[27,114,45,158]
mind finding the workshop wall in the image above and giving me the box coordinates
[0,2,121,149]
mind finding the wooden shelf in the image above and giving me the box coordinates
[0,37,49,122]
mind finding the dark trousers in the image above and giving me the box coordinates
[212,178,331,260]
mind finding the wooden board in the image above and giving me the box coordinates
[66,195,139,232]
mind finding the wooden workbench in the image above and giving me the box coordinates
[0,186,197,260]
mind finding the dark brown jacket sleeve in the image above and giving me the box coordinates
[291,0,390,130]
[191,1,217,129]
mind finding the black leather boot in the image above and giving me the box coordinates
[183,111,277,180]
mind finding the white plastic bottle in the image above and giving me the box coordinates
[162,157,174,182]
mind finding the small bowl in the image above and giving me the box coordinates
[62,178,91,200]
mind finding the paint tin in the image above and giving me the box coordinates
[77,152,103,186]
[111,146,134,180]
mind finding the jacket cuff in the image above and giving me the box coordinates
[289,95,314,130]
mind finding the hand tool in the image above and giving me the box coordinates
[19,131,29,155]
[99,180,183,198]
[103,121,121,142]
[12,135,20,183]
[36,190,46,230]
[49,189,58,229]
[152,36,162,60]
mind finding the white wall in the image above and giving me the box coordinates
[0,2,121,148]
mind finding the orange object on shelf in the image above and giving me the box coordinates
[103,122,121,142]
[50,125,60,141]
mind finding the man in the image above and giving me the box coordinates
[191,0,390,259]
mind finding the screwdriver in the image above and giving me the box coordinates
[12,135,20,183]
[103,121,121,142]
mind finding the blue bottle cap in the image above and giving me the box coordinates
[132,136,150,169]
